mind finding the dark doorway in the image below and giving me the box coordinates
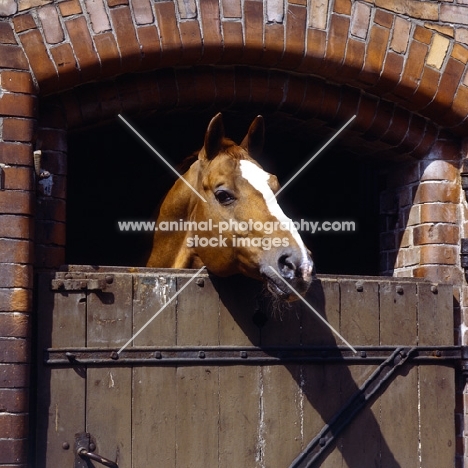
[66,111,380,274]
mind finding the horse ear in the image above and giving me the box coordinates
[201,113,225,160]
[241,115,265,158]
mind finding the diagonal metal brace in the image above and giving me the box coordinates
[289,346,415,468]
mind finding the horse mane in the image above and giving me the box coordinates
[176,151,199,174]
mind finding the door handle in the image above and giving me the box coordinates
[75,432,118,468]
[77,447,118,468]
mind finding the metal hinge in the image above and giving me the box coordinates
[51,274,114,292]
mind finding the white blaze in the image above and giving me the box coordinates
[239,160,309,265]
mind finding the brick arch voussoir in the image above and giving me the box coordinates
[48,66,439,160]
[296,23,468,137]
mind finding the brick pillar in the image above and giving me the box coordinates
[380,140,463,285]
[0,67,36,468]
[412,143,463,285]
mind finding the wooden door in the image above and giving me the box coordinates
[35,266,456,467]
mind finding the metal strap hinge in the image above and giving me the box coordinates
[44,345,464,366]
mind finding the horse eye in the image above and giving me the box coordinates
[215,190,235,205]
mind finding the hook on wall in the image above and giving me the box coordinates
[33,150,51,180]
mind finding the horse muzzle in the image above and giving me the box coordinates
[260,250,315,302]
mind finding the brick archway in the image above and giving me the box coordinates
[7,0,468,134]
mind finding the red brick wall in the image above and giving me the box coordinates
[1,0,468,466]
[0,25,35,466]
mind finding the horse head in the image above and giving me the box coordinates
[146,113,314,301]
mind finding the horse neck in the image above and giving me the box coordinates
[147,162,202,268]
[154,161,203,229]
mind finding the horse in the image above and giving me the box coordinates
[146,113,314,301]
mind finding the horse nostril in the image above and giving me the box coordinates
[278,254,297,279]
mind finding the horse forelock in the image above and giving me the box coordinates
[175,138,244,173]
[217,138,251,161]
[199,137,253,162]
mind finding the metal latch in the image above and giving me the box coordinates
[75,432,118,468]
[51,275,114,292]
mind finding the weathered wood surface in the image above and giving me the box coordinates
[379,281,419,468]
[36,272,86,468]
[132,275,177,467]
[418,282,455,468]
[86,274,133,468]
[340,280,381,467]
[36,267,456,468]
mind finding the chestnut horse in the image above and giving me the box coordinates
[146,113,314,301]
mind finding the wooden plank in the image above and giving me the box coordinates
[176,273,219,346]
[301,278,344,467]
[340,278,380,346]
[86,273,133,468]
[36,272,86,468]
[379,280,419,467]
[419,283,453,346]
[132,367,177,468]
[261,364,303,467]
[175,365,220,467]
[218,366,261,467]
[260,291,303,466]
[217,275,262,466]
[132,273,177,346]
[217,274,262,346]
[418,282,455,468]
[86,272,133,348]
[339,279,381,467]
[175,273,220,467]
[132,273,178,468]
[301,278,340,346]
